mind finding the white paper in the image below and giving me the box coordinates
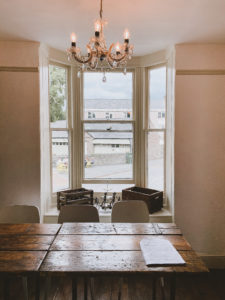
[140,237,186,266]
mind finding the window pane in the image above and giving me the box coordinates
[51,131,70,192]
[83,72,133,120]
[49,65,68,128]
[83,183,134,193]
[84,123,133,179]
[148,132,164,191]
[149,66,166,129]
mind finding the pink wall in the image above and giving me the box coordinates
[0,41,40,208]
[175,44,225,263]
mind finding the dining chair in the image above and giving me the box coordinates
[0,205,40,300]
[0,205,40,224]
[57,205,99,300]
[58,205,99,223]
[111,200,149,223]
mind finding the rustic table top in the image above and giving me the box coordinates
[0,223,61,235]
[0,235,55,251]
[0,223,208,276]
[0,251,47,273]
[40,250,208,275]
[50,234,191,251]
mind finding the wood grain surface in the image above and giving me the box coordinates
[59,223,116,235]
[50,235,191,251]
[0,224,30,235]
[40,250,208,274]
[0,235,55,251]
[26,224,61,235]
[0,251,47,273]
[113,223,157,235]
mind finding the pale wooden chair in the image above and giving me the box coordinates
[58,205,99,223]
[111,200,149,223]
[0,205,40,223]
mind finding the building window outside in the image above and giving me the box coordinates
[49,64,71,193]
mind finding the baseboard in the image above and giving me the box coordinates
[200,255,225,269]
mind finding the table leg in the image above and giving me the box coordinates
[152,276,156,300]
[44,276,51,300]
[72,276,77,300]
[22,276,29,300]
[90,277,95,300]
[35,273,40,300]
[84,277,88,300]
[170,274,176,300]
[3,277,9,300]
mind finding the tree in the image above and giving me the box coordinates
[49,65,67,123]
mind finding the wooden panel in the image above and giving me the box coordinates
[113,223,157,235]
[0,224,30,235]
[26,224,61,235]
[40,250,208,274]
[154,224,182,235]
[0,224,61,235]
[59,223,116,235]
[157,223,178,229]
[50,235,191,251]
[0,251,46,273]
[0,235,54,251]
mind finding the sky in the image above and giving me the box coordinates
[83,67,166,109]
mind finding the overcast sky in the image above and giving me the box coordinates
[83,67,166,109]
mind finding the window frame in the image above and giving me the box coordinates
[81,69,136,185]
[49,62,73,195]
[145,63,168,204]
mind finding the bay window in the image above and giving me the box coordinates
[48,62,172,210]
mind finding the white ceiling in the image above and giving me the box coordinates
[1,0,225,56]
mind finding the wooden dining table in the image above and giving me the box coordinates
[0,223,208,300]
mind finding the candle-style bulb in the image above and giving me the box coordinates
[123,29,130,40]
[115,42,121,53]
[94,20,101,32]
[70,33,77,43]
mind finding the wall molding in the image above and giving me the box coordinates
[200,255,225,269]
[0,66,38,73]
[176,69,225,75]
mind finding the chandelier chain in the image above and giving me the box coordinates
[100,0,103,19]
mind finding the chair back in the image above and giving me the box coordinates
[111,200,149,223]
[0,205,40,223]
[58,205,99,223]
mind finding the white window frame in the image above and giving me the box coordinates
[81,69,136,186]
[145,63,167,205]
[49,62,73,195]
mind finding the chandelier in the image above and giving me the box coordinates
[67,0,133,78]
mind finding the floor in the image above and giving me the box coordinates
[0,269,224,299]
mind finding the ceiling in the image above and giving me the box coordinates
[1,0,225,56]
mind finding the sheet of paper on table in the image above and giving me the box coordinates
[140,237,186,266]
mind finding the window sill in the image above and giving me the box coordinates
[43,207,172,224]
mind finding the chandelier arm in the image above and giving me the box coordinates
[72,45,93,64]
[107,44,127,63]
